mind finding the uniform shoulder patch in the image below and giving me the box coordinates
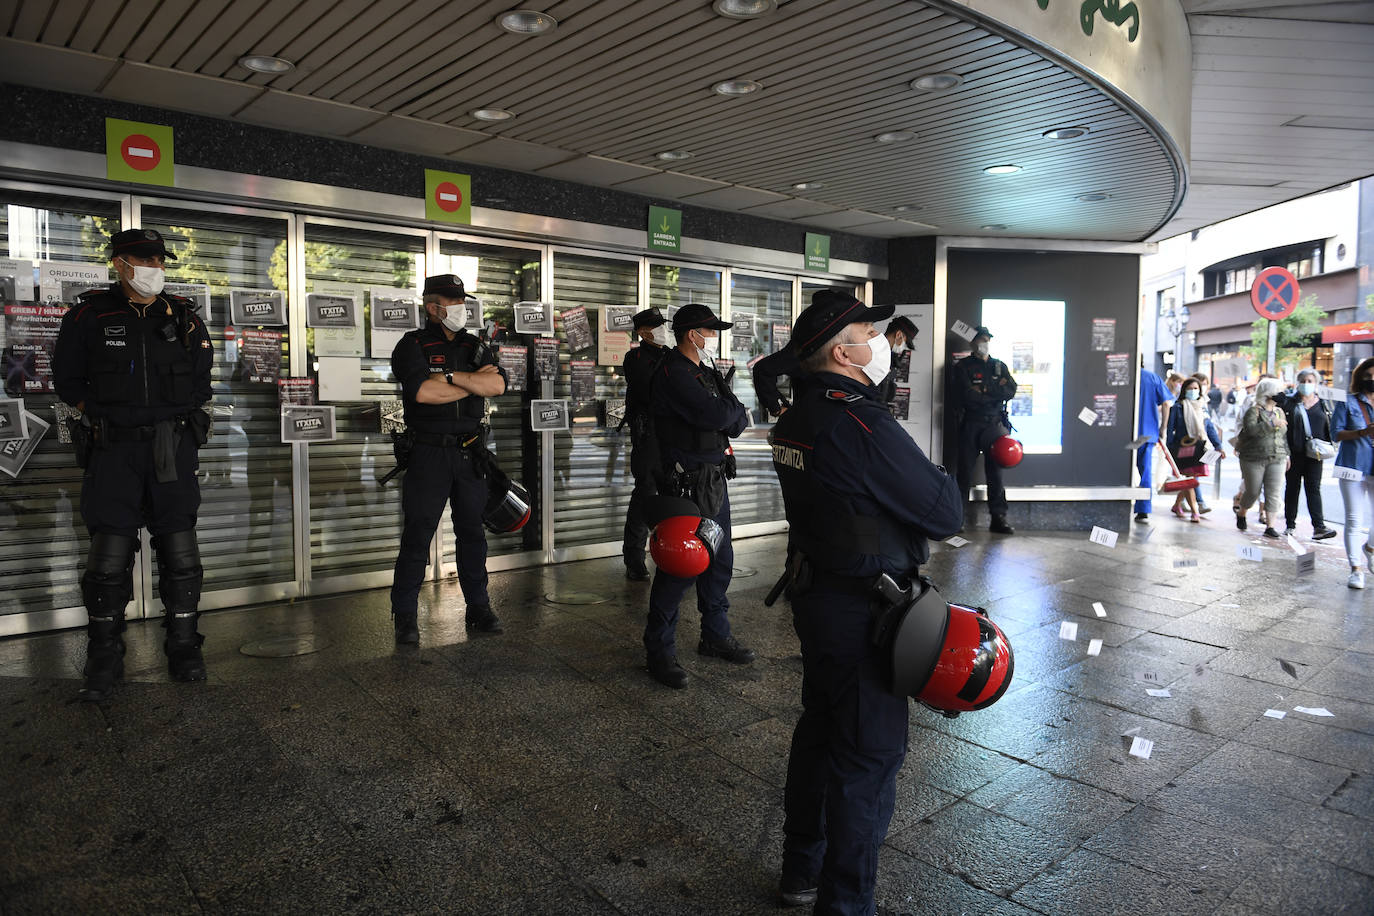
[824,388,864,403]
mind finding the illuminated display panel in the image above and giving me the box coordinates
[981,298,1065,455]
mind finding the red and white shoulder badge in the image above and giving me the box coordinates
[825,389,863,403]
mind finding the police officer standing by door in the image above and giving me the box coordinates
[389,275,507,644]
[620,307,669,581]
[950,325,1018,534]
[53,229,214,702]
[644,303,754,688]
[769,292,961,913]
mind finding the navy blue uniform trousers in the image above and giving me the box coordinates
[643,490,734,658]
[391,442,489,614]
[82,434,200,538]
[784,590,909,916]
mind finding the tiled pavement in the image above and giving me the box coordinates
[0,516,1370,915]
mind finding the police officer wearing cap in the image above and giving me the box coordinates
[950,325,1018,534]
[643,303,754,688]
[752,294,917,417]
[389,274,507,644]
[53,228,214,701]
[769,293,961,913]
[620,307,670,581]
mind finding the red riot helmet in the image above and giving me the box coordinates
[886,581,1014,717]
[650,515,725,578]
[990,435,1023,468]
[483,475,532,533]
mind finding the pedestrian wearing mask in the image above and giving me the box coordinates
[1284,368,1337,542]
[1331,357,1374,589]
[1233,377,1289,539]
[1165,377,1224,522]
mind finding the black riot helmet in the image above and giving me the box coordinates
[484,470,532,533]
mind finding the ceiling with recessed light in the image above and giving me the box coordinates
[1,0,1371,244]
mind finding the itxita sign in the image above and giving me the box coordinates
[804,233,830,272]
[106,118,174,187]
[647,206,681,253]
[424,169,472,224]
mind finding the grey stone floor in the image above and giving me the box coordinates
[1,516,1371,915]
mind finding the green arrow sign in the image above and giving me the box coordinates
[648,206,681,253]
[804,233,830,272]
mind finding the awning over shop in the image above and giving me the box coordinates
[1322,322,1374,344]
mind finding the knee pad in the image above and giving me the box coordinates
[153,529,204,612]
[81,533,138,615]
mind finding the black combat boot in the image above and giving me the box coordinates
[80,616,126,702]
[465,605,504,634]
[393,610,420,645]
[164,611,207,682]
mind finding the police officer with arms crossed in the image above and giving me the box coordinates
[389,275,506,644]
[769,291,961,914]
[643,303,754,688]
[950,325,1017,534]
[620,307,670,581]
[53,228,214,701]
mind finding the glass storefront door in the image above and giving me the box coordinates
[728,272,795,527]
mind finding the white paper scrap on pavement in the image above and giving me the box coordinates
[1087,639,1103,656]
[1146,688,1171,698]
[1296,553,1315,576]
[1077,406,1098,425]
[1089,526,1118,548]
[1188,663,1208,681]
[1135,671,1162,685]
[1286,534,1307,555]
[945,535,969,548]
[1059,621,1078,641]
[1121,726,1141,737]
[1128,735,1154,759]
[1201,585,1219,590]
[1173,559,1198,568]
[1264,709,1287,719]
[1294,706,1334,717]
[1093,602,1107,618]
[1237,545,1264,563]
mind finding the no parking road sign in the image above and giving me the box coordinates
[1250,267,1300,321]
[424,169,471,224]
[106,118,174,186]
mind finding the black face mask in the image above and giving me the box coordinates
[1360,378,1374,394]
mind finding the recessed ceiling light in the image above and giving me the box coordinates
[893,204,923,212]
[1043,126,1090,140]
[496,9,557,34]
[910,72,962,92]
[980,224,1007,230]
[712,0,776,18]
[713,78,763,96]
[1077,192,1111,201]
[471,108,515,121]
[792,181,825,191]
[657,150,693,161]
[983,164,1022,175]
[238,55,294,74]
[874,131,917,143]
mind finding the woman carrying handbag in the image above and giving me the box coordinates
[1165,377,1225,522]
[1284,368,1337,541]
[1234,378,1290,539]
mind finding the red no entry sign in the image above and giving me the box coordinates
[120,133,161,171]
[434,181,463,213]
[1250,267,1299,321]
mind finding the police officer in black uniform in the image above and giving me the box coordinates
[620,307,670,581]
[950,325,1018,534]
[769,293,961,914]
[644,303,754,688]
[389,275,507,644]
[53,228,214,701]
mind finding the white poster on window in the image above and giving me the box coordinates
[881,305,934,455]
[369,286,421,358]
[980,298,1066,455]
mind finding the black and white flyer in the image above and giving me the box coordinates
[0,409,48,478]
[531,399,570,431]
[499,346,528,393]
[570,359,596,405]
[229,288,287,326]
[561,306,594,353]
[0,398,27,441]
[514,301,555,335]
[280,405,337,443]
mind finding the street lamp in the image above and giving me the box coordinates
[1165,305,1190,370]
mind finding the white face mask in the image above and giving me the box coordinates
[122,259,165,297]
[974,341,990,358]
[650,325,671,347]
[691,329,718,358]
[439,302,466,333]
[846,332,891,386]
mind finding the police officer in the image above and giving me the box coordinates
[389,275,507,644]
[644,303,754,688]
[620,307,670,581]
[950,325,1018,534]
[769,293,961,914]
[53,228,214,701]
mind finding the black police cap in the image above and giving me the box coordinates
[973,325,994,340]
[671,303,731,332]
[110,228,177,261]
[793,289,895,359]
[423,274,476,299]
[632,307,667,330]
